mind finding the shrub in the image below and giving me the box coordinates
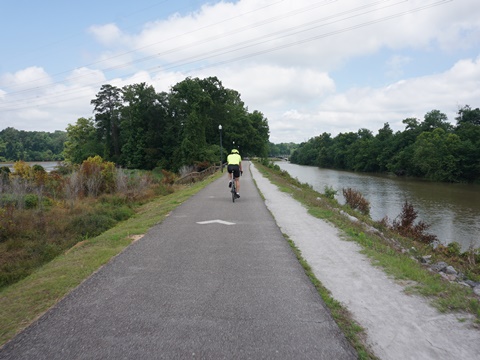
[0,166,11,186]
[161,170,177,185]
[80,156,117,196]
[447,242,462,256]
[97,205,135,222]
[12,161,33,179]
[194,161,211,172]
[342,188,370,216]
[324,185,337,199]
[24,194,38,209]
[391,201,438,244]
[67,213,116,238]
[0,206,16,242]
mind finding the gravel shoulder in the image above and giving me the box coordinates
[251,163,480,360]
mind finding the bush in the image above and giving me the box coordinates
[391,201,438,244]
[98,205,135,222]
[324,185,337,199]
[67,213,117,238]
[447,242,462,256]
[24,194,38,209]
[161,170,177,185]
[342,188,370,216]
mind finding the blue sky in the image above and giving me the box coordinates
[1,0,480,143]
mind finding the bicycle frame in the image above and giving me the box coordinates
[231,173,237,202]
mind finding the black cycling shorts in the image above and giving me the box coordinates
[227,164,240,178]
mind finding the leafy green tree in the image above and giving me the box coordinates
[242,110,270,157]
[168,77,213,166]
[64,118,103,164]
[269,142,298,158]
[331,132,358,169]
[420,109,453,132]
[91,84,122,162]
[350,128,376,172]
[120,83,159,169]
[455,106,480,181]
[315,133,334,168]
[412,128,461,181]
[375,123,395,172]
[0,128,65,161]
[291,137,320,165]
[456,105,480,126]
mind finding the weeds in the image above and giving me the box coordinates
[384,201,438,245]
[323,185,337,199]
[342,187,370,216]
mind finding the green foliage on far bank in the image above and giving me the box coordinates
[0,128,66,162]
[290,106,480,183]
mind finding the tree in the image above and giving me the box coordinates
[455,106,480,181]
[375,123,394,172]
[169,77,213,166]
[64,118,103,164]
[91,84,122,162]
[0,128,66,161]
[421,109,452,133]
[456,105,480,126]
[412,128,461,182]
[120,83,159,169]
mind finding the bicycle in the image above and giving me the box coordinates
[231,172,239,202]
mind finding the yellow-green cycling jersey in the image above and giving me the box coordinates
[227,153,241,165]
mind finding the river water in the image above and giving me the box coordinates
[0,161,60,172]
[277,161,480,250]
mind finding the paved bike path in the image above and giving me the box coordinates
[0,162,356,359]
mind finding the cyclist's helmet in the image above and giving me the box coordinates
[231,149,239,154]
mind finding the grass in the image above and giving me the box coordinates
[254,160,480,324]
[0,172,221,346]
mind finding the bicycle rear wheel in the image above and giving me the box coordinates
[231,178,236,202]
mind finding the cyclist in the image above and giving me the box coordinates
[227,149,242,198]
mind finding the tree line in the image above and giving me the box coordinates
[0,128,66,162]
[64,76,270,171]
[290,106,480,183]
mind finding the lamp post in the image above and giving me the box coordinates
[219,124,223,172]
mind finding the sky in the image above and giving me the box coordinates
[1,0,480,144]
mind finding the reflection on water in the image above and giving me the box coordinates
[277,162,480,250]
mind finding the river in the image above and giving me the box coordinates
[0,161,60,172]
[276,161,480,251]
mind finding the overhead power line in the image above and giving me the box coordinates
[0,0,453,113]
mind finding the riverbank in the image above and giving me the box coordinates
[251,162,480,360]
[276,161,480,251]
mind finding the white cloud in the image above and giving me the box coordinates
[2,0,480,141]
[275,56,480,143]
[0,66,52,91]
[385,55,412,79]
[88,23,124,46]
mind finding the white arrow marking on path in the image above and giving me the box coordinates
[197,220,236,225]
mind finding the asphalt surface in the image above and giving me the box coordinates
[0,162,357,360]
